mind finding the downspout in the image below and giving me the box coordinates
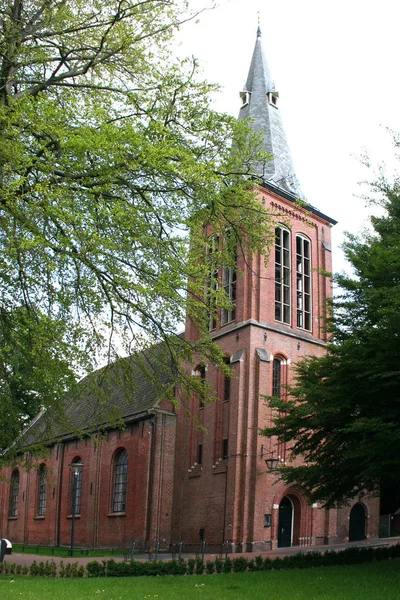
[145,415,157,549]
[56,443,65,547]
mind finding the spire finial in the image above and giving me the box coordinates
[257,12,261,37]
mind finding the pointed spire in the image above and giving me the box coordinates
[239,27,303,198]
[257,11,262,38]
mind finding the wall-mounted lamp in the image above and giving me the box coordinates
[297,342,301,351]
[261,446,279,471]
[264,456,279,471]
[236,332,239,342]
[264,332,268,342]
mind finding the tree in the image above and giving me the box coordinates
[263,166,400,508]
[0,0,273,452]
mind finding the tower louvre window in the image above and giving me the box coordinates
[221,266,236,325]
[296,235,312,331]
[221,230,237,326]
[275,227,291,325]
[206,235,219,331]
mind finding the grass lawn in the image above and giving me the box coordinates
[1,560,400,599]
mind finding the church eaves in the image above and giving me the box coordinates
[239,27,303,199]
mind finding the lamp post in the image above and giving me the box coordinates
[68,462,84,557]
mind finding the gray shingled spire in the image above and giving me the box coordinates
[239,27,303,198]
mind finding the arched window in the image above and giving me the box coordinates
[37,465,47,517]
[113,450,128,513]
[275,227,291,325]
[296,235,312,330]
[9,470,20,517]
[71,457,83,515]
[272,358,282,397]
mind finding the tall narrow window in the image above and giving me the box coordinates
[71,458,83,515]
[9,470,19,517]
[113,450,128,513]
[197,443,203,465]
[194,365,206,409]
[206,235,219,331]
[221,230,237,326]
[275,228,291,324]
[272,359,281,397]
[223,356,231,402]
[222,438,229,460]
[37,465,47,517]
[296,236,312,330]
[221,266,236,325]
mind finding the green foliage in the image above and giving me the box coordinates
[187,558,195,575]
[0,0,274,456]
[2,545,400,580]
[86,560,106,578]
[232,557,248,572]
[214,556,223,573]
[263,165,400,507]
[222,556,232,573]
[206,560,215,574]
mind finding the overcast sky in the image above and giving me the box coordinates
[176,0,400,273]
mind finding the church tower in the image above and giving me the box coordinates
[171,29,378,551]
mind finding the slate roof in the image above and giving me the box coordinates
[18,343,176,448]
[239,27,304,199]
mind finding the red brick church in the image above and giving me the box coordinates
[0,28,380,552]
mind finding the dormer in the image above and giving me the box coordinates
[239,91,251,107]
[268,91,279,108]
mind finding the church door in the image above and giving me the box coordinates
[278,496,293,548]
[349,503,366,541]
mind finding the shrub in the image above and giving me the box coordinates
[263,557,273,571]
[206,560,215,574]
[247,559,256,571]
[164,559,187,576]
[195,558,204,575]
[232,557,248,572]
[187,558,195,575]
[29,561,38,576]
[222,557,232,573]
[59,560,66,578]
[214,556,223,574]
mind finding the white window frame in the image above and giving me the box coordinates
[296,235,312,331]
[275,227,291,325]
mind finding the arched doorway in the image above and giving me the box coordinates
[278,496,294,548]
[349,503,366,542]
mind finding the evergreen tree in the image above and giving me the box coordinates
[264,170,400,507]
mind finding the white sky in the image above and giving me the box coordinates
[176,0,400,273]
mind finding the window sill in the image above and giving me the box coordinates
[8,516,18,521]
[66,514,81,520]
[33,516,45,520]
[220,320,235,328]
[108,512,126,518]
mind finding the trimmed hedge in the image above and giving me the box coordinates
[1,543,400,578]
[85,544,400,577]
